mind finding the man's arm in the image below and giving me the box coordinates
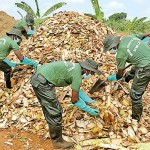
[14,50,24,61]
[24,26,29,32]
[30,25,35,30]
[143,33,150,38]
[71,90,79,103]
[14,50,38,68]
[23,26,35,35]
[116,69,124,79]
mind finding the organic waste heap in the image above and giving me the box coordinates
[0,12,149,149]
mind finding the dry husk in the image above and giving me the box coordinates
[0,11,150,149]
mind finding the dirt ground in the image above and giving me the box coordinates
[0,11,16,37]
[0,128,53,150]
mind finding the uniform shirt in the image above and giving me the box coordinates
[0,36,19,60]
[14,18,28,32]
[116,34,150,69]
[36,61,82,92]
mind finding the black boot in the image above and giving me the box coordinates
[132,106,143,121]
[49,125,73,149]
[4,72,12,89]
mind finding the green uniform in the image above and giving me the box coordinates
[14,18,27,32]
[0,36,19,60]
[36,61,82,92]
[0,36,19,88]
[31,61,82,144]
[116,34,150,69]
[116,34,150,121]
[14,18,29,39]
[31,61,82,126]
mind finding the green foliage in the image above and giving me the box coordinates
[42,2,66,18]
[105,12,150,34]
[35,0,40,17]
[105,20,128,32]
[108,12,127,21]
[84,13,97,20]
[15,0,67,28]
[17,11,24,18]
[84,0,104,22]
[15,2,36,17]
[126,17,148,33]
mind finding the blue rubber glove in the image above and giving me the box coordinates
[142,37,150,45]
[27,30,35,35]
[20,57,38,68]
[74,98,100,116]
[107,74,117,81]
[3,59,17,67]
[79,89,95,103]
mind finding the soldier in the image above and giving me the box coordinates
[0,28,37,88]
[103,34,150,121]
[13,13,35,42]
[30,58,101,149]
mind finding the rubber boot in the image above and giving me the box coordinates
[132,106,143,121]
[49,125,73,149]
[4,72,12,89]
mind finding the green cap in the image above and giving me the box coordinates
[103,35,120,52]
[6,28,22,39]
[26,13,34,26]
[79,58,101,75]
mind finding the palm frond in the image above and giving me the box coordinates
[84,13,97,19]
[137,17,147,22]
[17,10,24,18]
[35,0,40,17]
[42,2,66,18]
[15,2,36,17]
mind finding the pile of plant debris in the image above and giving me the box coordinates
[0,11,149,149]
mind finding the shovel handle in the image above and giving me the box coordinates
[123,64,132,70]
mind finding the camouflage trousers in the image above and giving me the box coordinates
[0,60,12,88]
[30,73,63,126]
[126,65,150,120]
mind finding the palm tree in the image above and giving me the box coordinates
[84,0,104,22]
[15,0,67,28]
[127,17,148,33]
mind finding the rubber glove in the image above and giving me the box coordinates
[142,37,150,45]
[27,30,35,35]
[79,89,95,103]
[20,57,38,68]
[74,98,100,116]
[107,74,117,81]
[3,59,17,67]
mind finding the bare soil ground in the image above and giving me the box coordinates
[0,11,16,37]
[0,128,53,150]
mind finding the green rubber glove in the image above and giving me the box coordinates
[74,98,100,116]
[27,30,35,35]
[79,89,95,103]
[142,37,150,45]
[3,59,17,67]
[20,57,38,68]
[107,74,117,81]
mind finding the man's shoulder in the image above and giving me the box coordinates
[127,34,143,39]
[0,36,13,42]
[16,18,27,26]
